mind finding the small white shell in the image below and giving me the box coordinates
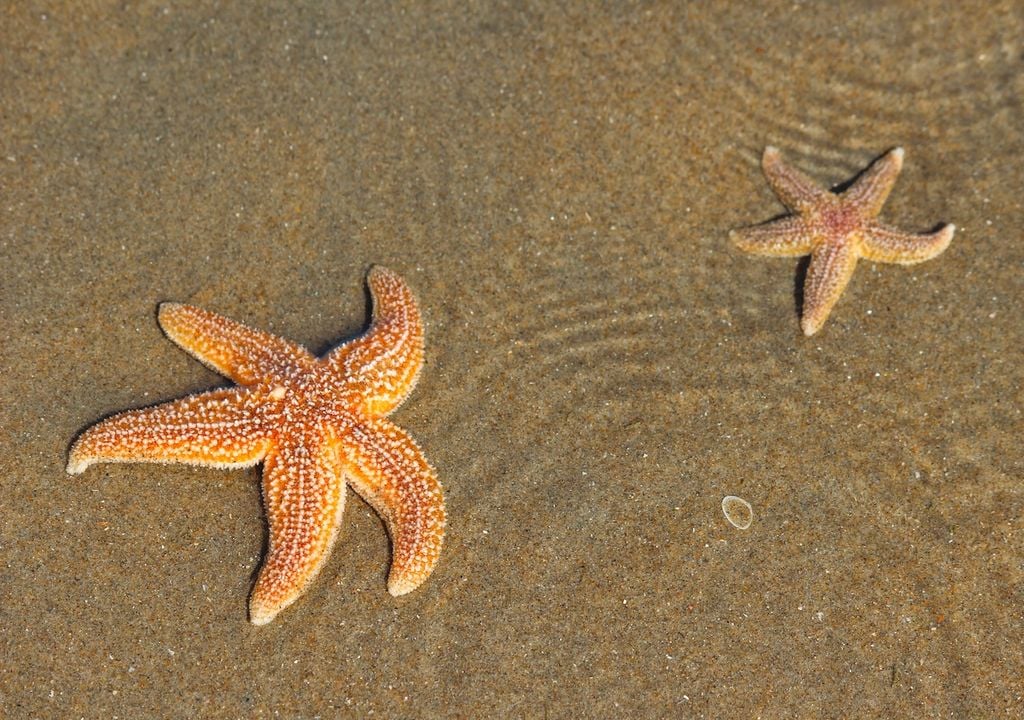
[721,496,753,530]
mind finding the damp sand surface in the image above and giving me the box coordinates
[2,2,1022,717]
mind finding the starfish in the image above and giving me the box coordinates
[67,266,445,625]
[730,146,955,335]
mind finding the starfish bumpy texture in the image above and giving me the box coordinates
[731,146,954,335]
[68,267,445,625]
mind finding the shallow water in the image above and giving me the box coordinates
[2,2,1022,717]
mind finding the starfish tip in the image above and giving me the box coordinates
[248,602,279,626]
[367,264,393,281]
[888,146,905,171]
[157,302,187,328]
[936,224,956,253]
[880,146,905,174]
[66,456,90,475]
[800,318,821,337]
[387,577,418,597]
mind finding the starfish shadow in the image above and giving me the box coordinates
[250,498,270,591]
[831,146,903,194]
[793,255,810,324]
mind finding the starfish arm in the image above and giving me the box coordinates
[67,388,272,475]
[860,221,955,265]
[335,417,445,597]
[840,147,904,218]
[249,431,347,626]
[801,241,860,336]
[730,216,815,257]
[159,303,315,386]
[325,267,424,416]
[761,146,830,212]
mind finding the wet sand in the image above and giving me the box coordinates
[2,2,1022,717]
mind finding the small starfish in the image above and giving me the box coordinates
[730,146,954,335]
[68,266,446,625]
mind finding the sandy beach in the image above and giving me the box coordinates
[2,2,1021,717]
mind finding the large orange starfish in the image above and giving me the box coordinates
[731,146,954,335]
[67,266,445,625]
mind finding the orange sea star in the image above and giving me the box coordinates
[731,146,954,335]
[68,266,445,625]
